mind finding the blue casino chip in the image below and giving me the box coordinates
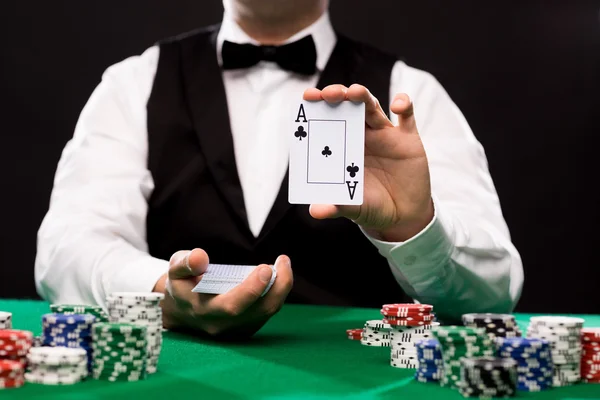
[41,313,96,374]
[414,338,443,383]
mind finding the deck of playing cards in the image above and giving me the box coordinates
[191,264,277,296]
[288,100,365,205]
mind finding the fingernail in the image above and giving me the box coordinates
[259,266,272,283]
[276,255,290,269]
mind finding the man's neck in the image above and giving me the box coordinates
[230,4,326,45]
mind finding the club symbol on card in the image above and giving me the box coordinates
[321,146,332,157]
[294,126,307,141]
[346,163,359,178]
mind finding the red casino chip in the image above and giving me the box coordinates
[383,318,432,327]
[0,330,33,342]
[0,356,26,367]
[582,328,600,340]
[0,349,29,358]
[346,329,363,335]
[582,377,600,384]
[0,349,30,357]
[582,341,600,348]
[582,344,600,353]
[582,369,600,376]
[0,360,22,372]
[0,341,32,349]
[381,304,433,313]
[581,369,600,379]
[582,358,600,366]
[0,338,32,347]
[380,309,432,318]
[581,350,600,361]
[0,341,32,351]
[0,377,25,389]
[582,378,600,383]
[346,329,363,340]
[0,370,23,380]
[581,362,600,370]
[0,348,30,358]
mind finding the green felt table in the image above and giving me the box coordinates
[1,299,600,400]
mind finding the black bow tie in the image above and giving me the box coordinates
[221,35,317,75]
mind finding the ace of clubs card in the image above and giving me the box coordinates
[288,100,365,205]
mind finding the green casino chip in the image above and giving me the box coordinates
[433,326,495,389]
[93,322,147,335]
[433,326,486,337]
[50,304,109,322]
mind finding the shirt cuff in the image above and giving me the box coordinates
[361,195,456,294]
[102,256,169,307]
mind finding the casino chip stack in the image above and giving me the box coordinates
[50,304,108,323]
[496,337,553,392]
[92,322,148,382]
[0,360,25,389]
[414,339,444,382]
[25,347,87,385]
[41,313,95,374]
[0,312,12,329]
[347,329,363,341]
[526,316,584,387]
[581,328,600,383]
[361,320,391,347]
[462,313,521,341]
[0,329,33,367]
[459,357,517,398]
[106,292,164,374]
[381,304,437,369]
[389,324,440,369]
[433,326,495,389]
[381,304,435,327]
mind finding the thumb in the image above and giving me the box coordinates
[210,263,274,316]
[168,248,210,280]
[309,204,341,220]
[391,93,416,132]
[309,203,361,222]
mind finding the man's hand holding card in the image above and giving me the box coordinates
[290,84,435,243]
[289,95,366,205]
[168,250,293,339]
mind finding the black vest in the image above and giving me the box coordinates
[146,24,410,307]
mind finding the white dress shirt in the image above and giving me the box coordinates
[34,10,524,319]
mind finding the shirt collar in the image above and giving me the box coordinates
[216,10,336,72]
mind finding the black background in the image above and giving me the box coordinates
[1,1,599,313]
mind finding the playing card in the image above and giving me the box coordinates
[191,264,277,296]
[288,100,365,205]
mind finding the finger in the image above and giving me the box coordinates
[303,87,322,101]
[253,255,294,316]
[320,84,348,104]
[347,84,393,129]
[309,204,361,221]
[168,248,210,280]
[391,93,416,132]
[208,264,273,317]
